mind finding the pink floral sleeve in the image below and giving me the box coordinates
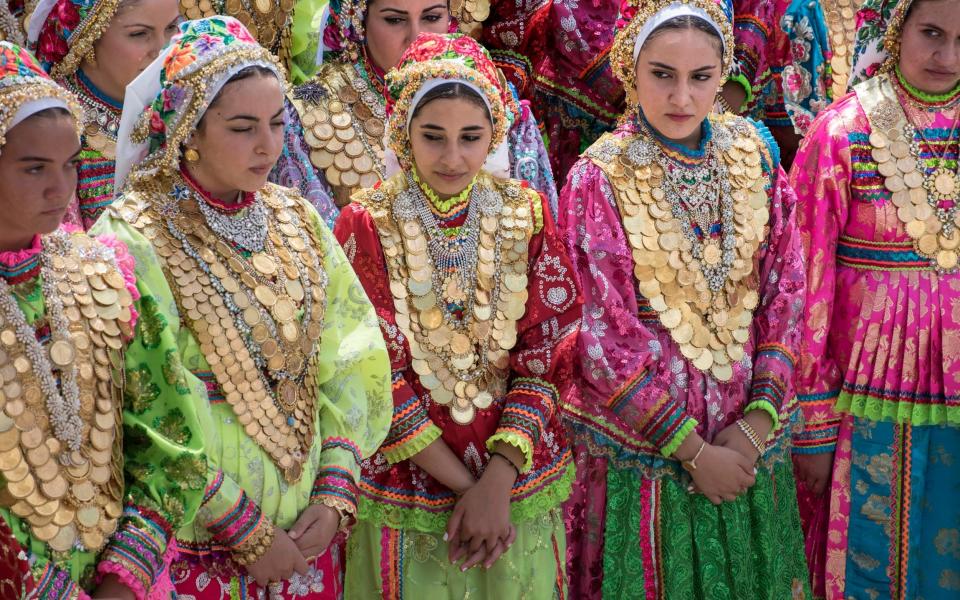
[788,105,853,454]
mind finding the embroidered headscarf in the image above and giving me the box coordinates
[384,32,516,173]
[27,0,123,78]
[849,0,914,88]
[610,0,735,96]
[0,41,82,153]
[113,16,286,189]
[322,0,487,62]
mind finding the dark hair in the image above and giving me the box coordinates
[409,81,491,122]
[646,15,723,55]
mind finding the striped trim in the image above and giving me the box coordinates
[98,506,172,593]
[359,449,571,515]
[311,465,358,512]
[192,370,225,403]
[32,564,80,600]
[836,236,931,271]
[380,528,404,600]
[321,437,362,465]
[381,379,433,457]
[499,378,558,450]
[203,469,225,505]
[755,343,797,369]
[606,367,652,413]
[205,492,266,549]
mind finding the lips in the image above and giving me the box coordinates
[436,172,466,181]
[666,114,693,122]
[249,165,272,175]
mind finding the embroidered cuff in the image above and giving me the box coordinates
[30,563,84,600]
[310,465,358,517]
[381,378,442,463]
[606,368,696,456]
[205,488,270,553]
[794,391,841,454]
[488,378,557,472]
[747,375,788,431]
[728,71,755,106]
[96,505,173,599]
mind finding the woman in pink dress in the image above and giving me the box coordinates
[791,0,960,597]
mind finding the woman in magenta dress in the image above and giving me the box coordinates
[791,0,960,597]
[558,0,811,597]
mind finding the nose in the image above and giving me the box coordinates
[46,168,76,205]
[256,121,284,161]
[935,41,960,71]
[404,22,424,47]
[668,78,694,110]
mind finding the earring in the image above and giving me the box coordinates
[184,148,200,162]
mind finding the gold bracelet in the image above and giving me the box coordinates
[317,497,356,534]
[736,419,765,456]
[681,440,707,472]
[232,520,276,566]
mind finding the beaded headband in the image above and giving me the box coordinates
[29,0,123,79]
[385,32,515,170]
[610,0,734,95]
[115,17,287,189]
[0,41,83,153]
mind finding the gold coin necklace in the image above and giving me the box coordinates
[859,73,960,270]
[586,115,767,382]
[645,124,737,291]
[0,230,128,553]
[0,247,82,453]
[360,173,533,424]
[156,181,326,481]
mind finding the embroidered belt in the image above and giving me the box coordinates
[836,235,932,271]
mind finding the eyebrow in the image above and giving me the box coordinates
[226,108,285,122]
[380,3,445,14]
[648,61,718,72]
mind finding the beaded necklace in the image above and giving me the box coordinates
[63,70,122,141]
[895,66,960,113]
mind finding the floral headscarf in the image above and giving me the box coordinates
[114,17,285,188]
[323,0,486,62]
[29,0,122,78]
[0,40,82,152]
[850,0,900,87]
[610,0,735,95]
[384,32,516,170]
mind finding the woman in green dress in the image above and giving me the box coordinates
[95,16,392,599]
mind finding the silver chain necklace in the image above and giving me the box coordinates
[174,184,269,253]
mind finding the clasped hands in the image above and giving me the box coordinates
[444,452,519,572]
[678,411,772,505]
[246,503,342,587]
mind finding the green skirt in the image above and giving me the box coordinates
[345,509,567,599]
[565,449,812,599]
